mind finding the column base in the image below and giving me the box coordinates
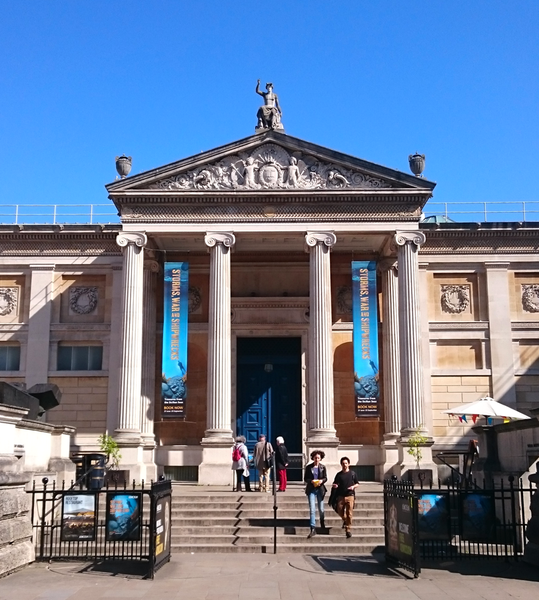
[114,430,141,445]
[396,435,437,484]
[199,438,234,486]
[378,435,401,480]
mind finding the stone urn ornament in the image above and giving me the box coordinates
[408,153,425,177]
[115,155,132,179]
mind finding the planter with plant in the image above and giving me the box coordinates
[98,434,128,485]
[405,428,432,485]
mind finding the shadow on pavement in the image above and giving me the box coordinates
[304,553,401,577]
[421,559,539,582]
[76,559,150,579]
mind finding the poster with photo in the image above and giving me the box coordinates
[105,492,141,542]
[61,493,97,542]
[417,492,451,541]
[460,491,496,542]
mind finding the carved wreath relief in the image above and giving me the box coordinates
[440,285,470,314]
[69,287,98,315]
[522,285,539,313]
[188,286,202,314]
[0,288,18,316]
[336,286,353,315]
[148,144,390,192]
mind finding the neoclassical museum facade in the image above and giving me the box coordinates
[1,129,538,484]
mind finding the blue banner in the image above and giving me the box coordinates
[352,261,380,417]
[161,262,189,418]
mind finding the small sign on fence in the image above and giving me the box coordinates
[417,492,451,541]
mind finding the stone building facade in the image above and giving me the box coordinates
[1,130,538,484]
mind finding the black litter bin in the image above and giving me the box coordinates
[85,453,106,490]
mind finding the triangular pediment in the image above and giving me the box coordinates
[106,131,435,195]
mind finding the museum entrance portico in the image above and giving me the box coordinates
[106,130,436,483]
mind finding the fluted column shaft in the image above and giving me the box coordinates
[305,232,338,441]
[380,260,401,437]
[141,260,159,444]
[115,232,147,441]
[204,232,235,441]
[395,231,426,433]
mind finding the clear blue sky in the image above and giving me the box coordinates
[1,1,538,221]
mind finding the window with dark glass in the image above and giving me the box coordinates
[57,345,103,371]
[0,345,20,370]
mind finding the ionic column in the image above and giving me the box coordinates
[203,232,236,442]
[141,259,159,446]
[115,231,147,443]
[380,260,401,438]
[199,232,235,485]
[305,232,339,449]
[395,231,427,434]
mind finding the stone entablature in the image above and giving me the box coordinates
[119,199,424,224]
[0,227,122,257]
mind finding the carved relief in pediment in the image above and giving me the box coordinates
[147,143,391,192]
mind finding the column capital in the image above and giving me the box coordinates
[394,231,426,248]
[305,231,337,249]
[143,259,160,273]
[116,231,147,248]
[204,232,236,248]
[378,258,398,273]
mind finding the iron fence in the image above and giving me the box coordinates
[384,475,537,576]
[28,477,172,579]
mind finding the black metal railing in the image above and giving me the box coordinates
[28,477,172,579]
[384,474,537,576]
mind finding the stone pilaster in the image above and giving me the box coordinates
[379,259,401,477]
[26,264,55,390]
[140,259,159,481]
[304,232,339,468]
[115,231,147,480]
[199,232,235,485]
[485,262,516,406]
[394,231,435,477]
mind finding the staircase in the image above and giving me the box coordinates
[171,483,385,553]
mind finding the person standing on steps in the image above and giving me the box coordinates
[231,436,251,492]
[332,456,359,538]
[274,436,289,492]
[304,450,328,538]
[253,434,273,492]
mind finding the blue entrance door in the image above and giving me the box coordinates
[236,338,302,471]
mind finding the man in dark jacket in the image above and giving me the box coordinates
[332,456,359,538]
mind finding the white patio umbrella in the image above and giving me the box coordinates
[442,396,530,424]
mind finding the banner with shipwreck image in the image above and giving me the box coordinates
[352,261,380,417]
[161,262,189,418]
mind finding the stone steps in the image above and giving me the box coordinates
[170,486,385,554]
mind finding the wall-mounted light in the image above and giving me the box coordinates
[264,363,273,373]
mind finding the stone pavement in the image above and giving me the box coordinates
[1,553,539,600]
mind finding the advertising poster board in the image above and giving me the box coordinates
[161,262,189,418]
[386,496,415,562]
[460,491,496,542]
[60,493,97,542]
[154,496,171,562]
[351,260,380,416]
[417,492,451,541]
[105,492,142,542]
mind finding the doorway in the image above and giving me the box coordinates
[236,337,302,460]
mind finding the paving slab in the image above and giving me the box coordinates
[1,553,539,600]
